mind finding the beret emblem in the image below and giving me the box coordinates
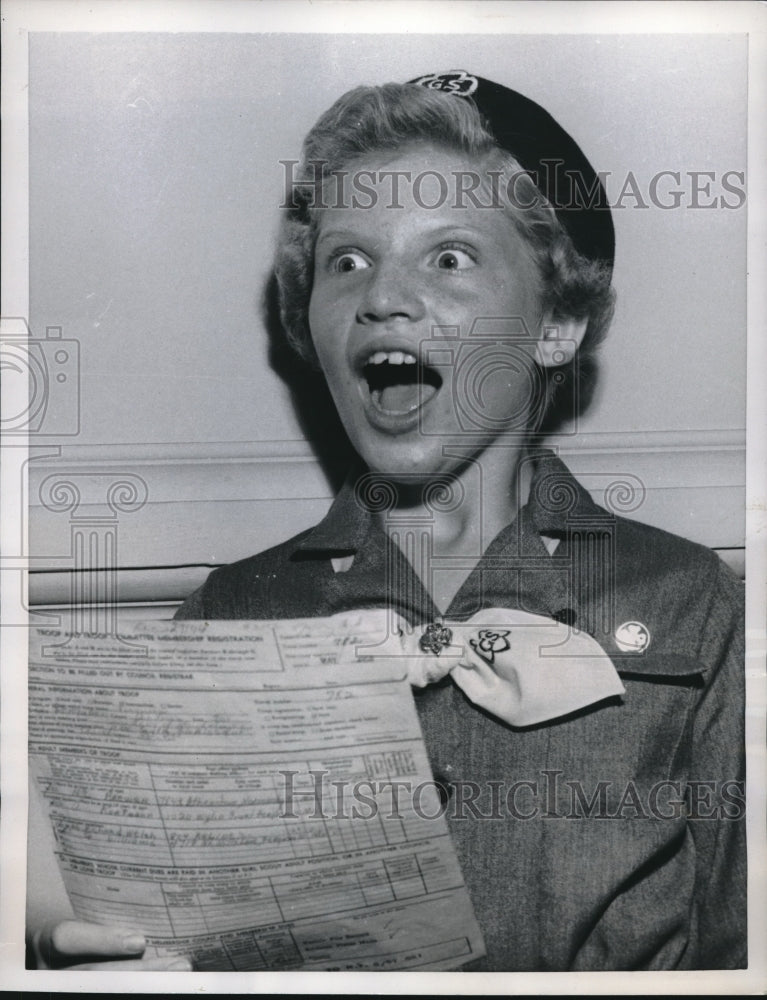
[411,70,479,97]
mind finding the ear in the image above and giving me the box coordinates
[536,315,588,368]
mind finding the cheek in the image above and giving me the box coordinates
[312,342,345,397]
[453,344,544,429]
[487,235,545,321]
[307,304,351,401]
[308,274,354,340]
[307,290,322,348]
[307,292,335,366]
[491,272,543,326]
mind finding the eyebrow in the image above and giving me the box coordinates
[315,223,493,249]
[314,229,362,248]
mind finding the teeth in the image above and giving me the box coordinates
[366,350,417,366]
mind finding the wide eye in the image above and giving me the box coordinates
[434,247,476,271]
[330,251,370,273]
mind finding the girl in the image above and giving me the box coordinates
[30,72,746,972]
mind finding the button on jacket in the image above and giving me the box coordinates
[175,451,746,971]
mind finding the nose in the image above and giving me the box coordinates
[355,259,426,325]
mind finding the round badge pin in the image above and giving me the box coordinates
[614,621,650,653]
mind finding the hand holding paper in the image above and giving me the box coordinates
[28,617,486,972]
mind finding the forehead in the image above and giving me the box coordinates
[323,142,493,206]
[313,142,530,251]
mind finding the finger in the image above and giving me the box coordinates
[408,654,454,687]
[450,649,520,714]
[452,647,503,695]
[70,955,193,971]
[43,920,145,961]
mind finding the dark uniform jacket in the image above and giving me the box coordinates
[176,451,746,971]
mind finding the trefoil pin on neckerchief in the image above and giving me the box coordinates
[469,629,511,665]
[419,621,453,656]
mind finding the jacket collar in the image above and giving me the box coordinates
[294,464,371,554]
[293,449,606,556]
[526,449,607,534]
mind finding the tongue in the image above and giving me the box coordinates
[377,382,436,413]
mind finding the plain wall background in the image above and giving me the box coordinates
[25,32,747,602]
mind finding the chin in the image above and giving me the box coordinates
[359,443,457,484]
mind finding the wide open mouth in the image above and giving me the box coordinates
[363,351,443,415]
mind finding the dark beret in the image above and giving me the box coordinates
[410,70,615,270]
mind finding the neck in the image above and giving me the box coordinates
[373,440,533,612]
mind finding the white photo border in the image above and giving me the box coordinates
[1,1,765,994]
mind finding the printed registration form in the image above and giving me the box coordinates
[28,615,485,971]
